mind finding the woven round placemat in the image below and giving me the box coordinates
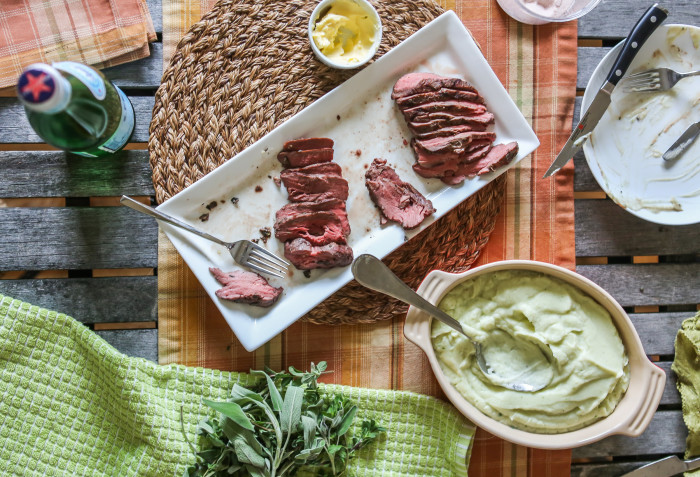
[149,0,506,324]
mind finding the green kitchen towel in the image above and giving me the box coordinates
[0,294,475,476]
[672,311,700,474]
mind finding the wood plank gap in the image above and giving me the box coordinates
[90,196,151,207]
[576,89,585,96]
[574,191,606,199]
[94,321,156,330]
[0,270,69,279]
[92,268,155,277]
[633,256,659,264]
[577,39,604,47]
[0,198,66,207]
[576,257,608,265]
[0,143,57,151]
[123,143,148,150]
[634,306,660,313]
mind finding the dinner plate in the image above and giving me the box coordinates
[582,25,700,225]
[157,10,539,352]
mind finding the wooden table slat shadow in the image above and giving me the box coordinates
[0,1,698,475]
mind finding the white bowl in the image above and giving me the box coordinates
[404,260,665,449]
[308,0,382,69]
[495,0,602,25]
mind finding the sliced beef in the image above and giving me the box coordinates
[283,161,342,177]
[282,137,334,151]
[275,199,350,236]
[440,142,519,185]
[395,88,484,108]
[408,112,495,135]
[391,73,479,99]
[277,148,333,168]
[412,144,492,178]
[413,138,494,168]
[274,210,347,245]
[209,267,283,307]
[365,159,436,229]
[280,172,349,203]
[402,100,487,121]
[414,123,490,140]
[413,131,497,154]
[284,238,354,270]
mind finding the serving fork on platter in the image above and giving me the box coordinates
[623,67,700,92]
[120,196,290,278]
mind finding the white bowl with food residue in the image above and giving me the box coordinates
[404,260,665,449]
[308,0,382,69]
[582,25,700,225]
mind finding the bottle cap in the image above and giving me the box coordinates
[17,63,71,113]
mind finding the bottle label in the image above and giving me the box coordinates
[98,86,135,153]
[53,62,106,100]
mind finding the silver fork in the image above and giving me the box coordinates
[623,67,700,92]
[120,195,290,278]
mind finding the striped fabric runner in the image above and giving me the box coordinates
[158,0,577,475]
[0,0,156,88]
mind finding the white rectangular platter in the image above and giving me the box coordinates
[157,11,539,352]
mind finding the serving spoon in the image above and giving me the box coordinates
[351,254,554,392]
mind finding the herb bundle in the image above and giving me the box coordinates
[182,362,386,476]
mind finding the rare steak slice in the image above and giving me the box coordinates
[274,210,347,245]
[395,88,485,108]
[413,138,494,168]
[277,148,333,168]
[365,159,436,229]
[281,172,349,203]
[412,144,492,178]
[410,111,495,128]
[413,131,497,154]
[275,199,350,236]
[391,73,479,99]
[414,123,491,140]
[284,238,354,270]
[209,267,283,307]
[285,161,342,177]
[440,142,519,185]
[401,100,487,121]
[282,137,334,151]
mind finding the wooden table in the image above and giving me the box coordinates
[0,1,698,475]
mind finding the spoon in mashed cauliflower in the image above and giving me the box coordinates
[352,255,554,392]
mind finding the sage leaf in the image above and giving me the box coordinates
[244,464,267,477]
[230,383,264,404]
[327,444,343,456]
[203,399,254,431]
[221,417,266,457]
[254,370,283,412]
[280,385,304,434]
[336,405,357,436]
[301,415,316,448]
[234,436,266,468]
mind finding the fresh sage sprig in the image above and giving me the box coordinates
[181,362,386,476]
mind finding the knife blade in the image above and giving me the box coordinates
[543,3,669,178]
[621,455,700,477]
[662,121,700,161]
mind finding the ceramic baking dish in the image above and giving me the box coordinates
[404,260,665,449]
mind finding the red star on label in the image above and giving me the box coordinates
[20,72,52,101]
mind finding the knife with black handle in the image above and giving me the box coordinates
[543,3,669,178]
[621,455,700,477]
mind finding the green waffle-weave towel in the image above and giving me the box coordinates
[0,294,475,476]
[672,311,700,475]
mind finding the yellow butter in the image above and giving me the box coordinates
[312,0,378,65]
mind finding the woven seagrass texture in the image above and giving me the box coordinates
[149,0,506,324]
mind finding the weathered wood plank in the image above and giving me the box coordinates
[0,207,158,271]
[631,312,693,357]
[102,42,163,90]
[574,149,600,192]
[0,96,154,144]
[572,410,687,459]
[578,47,612,91]
[657,361,680,406]
[578,0,699,39]
[572,459,680,477]
[576,264,700,307]
[0,277,156,323]
[96,329,158,362]
[0,150,154,198]
[576,199,700,257]
[147,0,162,33]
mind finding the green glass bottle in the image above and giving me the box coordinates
[17,62,135,157]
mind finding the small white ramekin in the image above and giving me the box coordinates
[308,0,382,70]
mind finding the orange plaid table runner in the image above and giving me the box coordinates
[0,0,155,88]
[158,0,577,475]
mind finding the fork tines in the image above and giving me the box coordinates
[622,70,661,92]
[247,245,291,278]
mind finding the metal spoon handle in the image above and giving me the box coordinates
[351,254,464,335]
[120,195,228,248]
